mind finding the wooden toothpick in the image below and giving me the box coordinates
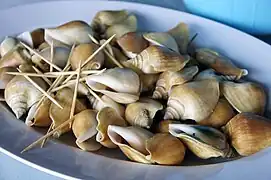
[82,34,116,68]
[20,41,62,71]
[44,69,106,76]
[21,117,74,153]
[32,66,52,86]
[69,60,82,120]
[17,68,63,109]
[88,34,123,68]
[5,72,59,78]
[50,40,54,73]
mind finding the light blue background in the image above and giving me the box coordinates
[0,1,270,180]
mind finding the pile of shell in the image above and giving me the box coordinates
[0,10,270,166]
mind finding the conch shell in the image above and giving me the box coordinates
[194,69,236,82]
[86,68,140,104]
[17,28,44,48]
[195,48,248,79]
[91,10,129,34]
[140,73,159,92]
[5,75,47,119]
[87,94,125,117]
[223,112,271,156]
[96,107,127,148]
[169,124,233,159]
[105,14,137,40]
[167,22,189,54]
[108,125,154,164]
[145,133,186,165]
[152,66,199,99]
[32,46,70,72]
[117,32,149,58]
[44,21,93,46]
[108,125,185,165]
[164,79,220,122]
[199,98,235,128]
[70,43,104,70]
[25,97,52,127]
[221,81,266,115]
[72,109,102,151]
[0,45,31,68]
[124,45,189,74]
[125,98,163,128]
[0,67,17,89]
[0,37,18,57]
[155,120,180,133]
[49,88,87,137]
[143,32,179,53]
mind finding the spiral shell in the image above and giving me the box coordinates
[143,32,179,53]
[223,113,271,156]
[167,22,189,54]
[194,69,236,82]
[49,88,87,137]
[195,48,248,79]
[91,10,129,34]
[105,14,137,40]
[96,107,127,148]
[32,46,70,72]
[25,97,52,127]
[5,75,47,119]
[117,32,149,58]
[169,124,234,159]
[86,68,140,104]
[124,45,189,74]
[87,94,125,117]
[221,81,266,115]
[108,125,186,165]
[45,20,93,46]
[125,98,163,128]
[199,98,235,128]
[17,28,44,48]
[70,43,104,70]
[152,66,198,99]
[0,67,17,89]
[0,37,18,57]
[0,45,31,69]
[164,79,220,121]
[72,109,101,151]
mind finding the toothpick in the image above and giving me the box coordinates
[32,66,52,86]
[21,117,74,153]
[69,60,82,120]
[104,50,124,68]
[32,45,75,121]
[44,69,106,76]
[88,34,123,68]
[51,77,86,93]
[82,34,116,68]
[17,68,63,109]
[85,86,104,105]
[62,74,74,85]
[20,41,62,72]
[40,123,53,148]
[5,72,59,78]
[50,40,54,72]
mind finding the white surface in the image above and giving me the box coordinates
[0,1,271,180]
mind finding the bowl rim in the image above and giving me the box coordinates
[0,0,271,179]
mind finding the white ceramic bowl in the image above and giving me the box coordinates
[0,1,271,180]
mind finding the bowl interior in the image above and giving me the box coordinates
[0,1,271,179]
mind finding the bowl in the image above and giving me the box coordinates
[0,1,271,179]
[183,0,271,35]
